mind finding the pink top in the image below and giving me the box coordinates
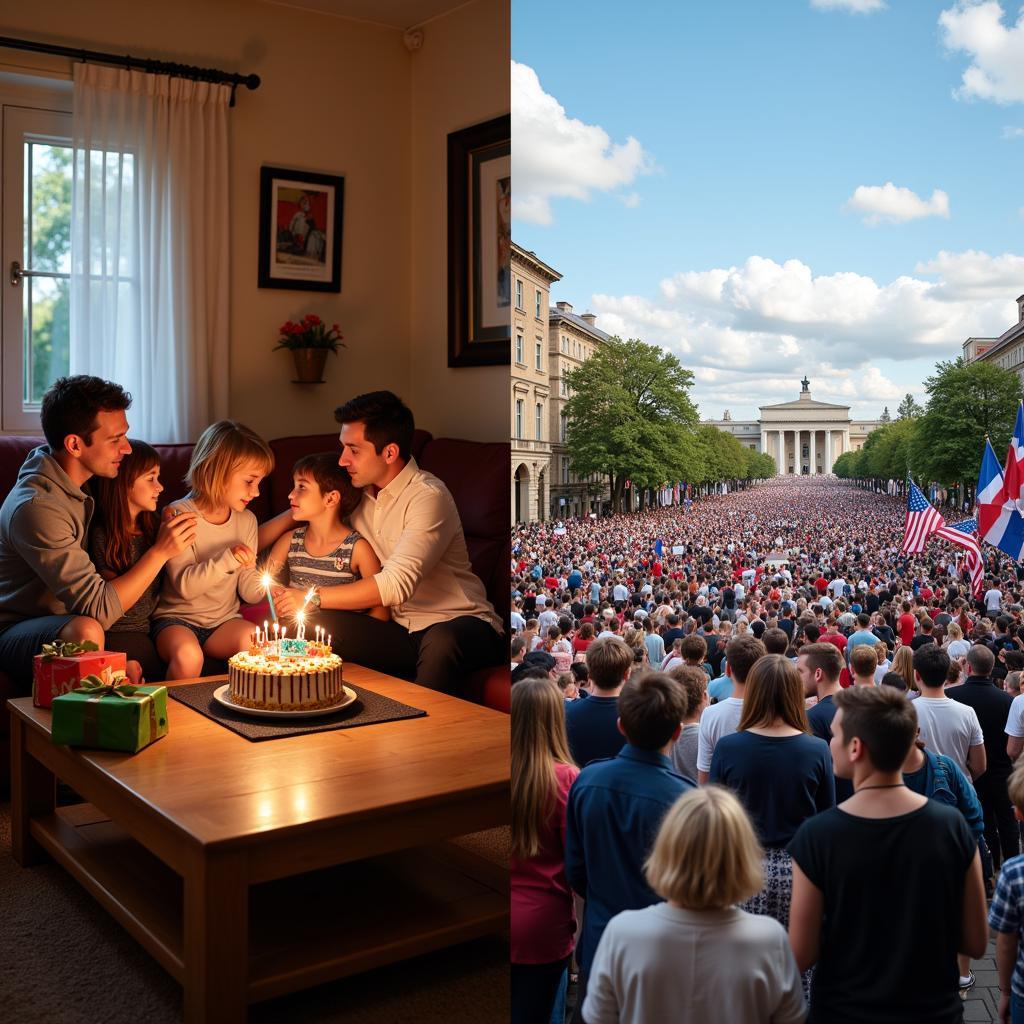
[511,760,580,964]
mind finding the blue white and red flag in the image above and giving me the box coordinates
[901,480,944,554]
[935,518,984,597]
[1004,402,1024,513]
[977,437,1024,560]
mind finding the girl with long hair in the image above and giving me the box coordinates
[709,654,834,996]
[511,677,579,1024]
[90,440,197,680]
[891,644,917,694]
[152,421,273,679]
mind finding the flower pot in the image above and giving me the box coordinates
[292,348,328,383]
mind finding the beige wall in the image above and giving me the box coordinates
[1,0,504,445]
[408,0,510,441]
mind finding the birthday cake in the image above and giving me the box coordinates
[228,634,344,711]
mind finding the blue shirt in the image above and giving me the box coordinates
[846,629,878,659]
[564,695,625,767]
[710,731,835,846]
[707,674,732,702]
[565,744,694,974]
[991,854,1024,997]
[903,748,984,840]
[806,695,853,803]
[567,569,582,590]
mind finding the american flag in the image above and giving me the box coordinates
[902,480,944,554]
[935,518,984,597]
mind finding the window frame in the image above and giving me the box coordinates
[2,91,73,433]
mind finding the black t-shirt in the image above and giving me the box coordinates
[909,634,935,651]
[872,624,896,650]
[789,801,975,1024]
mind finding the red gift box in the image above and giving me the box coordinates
[32,647,128,708]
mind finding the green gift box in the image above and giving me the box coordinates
[51,675,169,753]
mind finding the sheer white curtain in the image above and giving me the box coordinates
[70,64,230,443]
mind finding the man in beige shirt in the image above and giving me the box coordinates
[273,391,504,694]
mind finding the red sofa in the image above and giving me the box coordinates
[0,430,510,788]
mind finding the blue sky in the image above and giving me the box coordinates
[512,0,1024,420]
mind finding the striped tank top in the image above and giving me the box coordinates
[287,526,362,589]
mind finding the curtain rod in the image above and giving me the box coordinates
[0,35,260,106]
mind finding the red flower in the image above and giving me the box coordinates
[304,313,322,325]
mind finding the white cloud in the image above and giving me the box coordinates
[811,0,886,11]
[511,61,651,226]
[1003,125,1024,137]
[619,192,642,209]
[844,182,950,224]
[584,249,1020,418]
[940,1,1024,104]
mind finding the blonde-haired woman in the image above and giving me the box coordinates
[943,621,970,659]
[891,644,917,695]
[583,787,805,1023]
[511,677,579,1024]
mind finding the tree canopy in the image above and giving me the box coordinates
[896,393,923,420]
[563,337,700,511]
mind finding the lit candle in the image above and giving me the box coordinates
[274,622,279,642]
[282,626,287,640]
[263,620,269,645]
[262,572,279,623]
[328,633,332,649]
[296,612,305,641]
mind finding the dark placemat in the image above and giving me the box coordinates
[169,679,426,741]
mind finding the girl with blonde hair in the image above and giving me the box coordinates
[152,421,274,679]
[891,643,917,694]
[511,677,579,1024]
[583,787,805,1023]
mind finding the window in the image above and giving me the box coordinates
[535,339,542,370]
[561,379,568,397]
[515,399,523,438]
[561,336,567,353]
[515,278,523,310]
[3,101,73,431]
[535,403,543,440]
[535,289,542,319]
[562,458,569,484]
[515,332,523,364]
[560,412,567,442]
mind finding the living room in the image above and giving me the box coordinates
[0,1,510,1021]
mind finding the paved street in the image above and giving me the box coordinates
[966,935,1003,1023]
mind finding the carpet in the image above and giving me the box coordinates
[0,801,510,1023]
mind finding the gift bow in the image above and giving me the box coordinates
[39,639,100,662]
[73,669,135,698]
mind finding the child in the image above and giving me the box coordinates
[90,440,198,681]
[557,672,579,702]
[990,762,1024,1024]
[583,787,804,1024]
[152,421,273,679]
[266,453,388,622]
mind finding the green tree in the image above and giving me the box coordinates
[28,145,72,402]
[879,406,891,423]
[861,418,916,481]
[564,337,700,512]
[896,393,923,420]
[909,358,1023,487]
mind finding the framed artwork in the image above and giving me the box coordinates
[258,166,344,292]
[447,115,511,367]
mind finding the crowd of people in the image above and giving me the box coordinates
[511,477,1024,1024]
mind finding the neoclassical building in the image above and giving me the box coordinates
[705,378,879,475]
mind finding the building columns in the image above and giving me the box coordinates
[809,430,816,476]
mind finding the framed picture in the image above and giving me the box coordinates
[447,115,511,367]
[258,166,344,292]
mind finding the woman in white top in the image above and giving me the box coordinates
[583,787,806,1024]
[942,622,971,659]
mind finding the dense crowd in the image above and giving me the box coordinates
[511,477,1024,1024]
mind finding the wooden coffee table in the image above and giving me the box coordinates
[8,665,510,1023]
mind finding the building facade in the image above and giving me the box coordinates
[511,244,561,524]
[963,294,1024,385]
[704,377,879,474]
[547,300,611,519]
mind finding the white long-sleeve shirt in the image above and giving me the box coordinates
[154,497,264,627]
[349,458,501,634]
